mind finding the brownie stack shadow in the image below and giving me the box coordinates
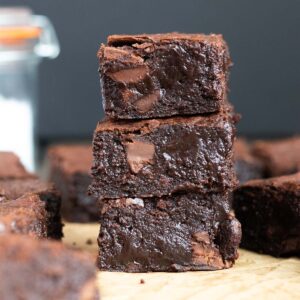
[89,33,242,272]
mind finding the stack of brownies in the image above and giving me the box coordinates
[89,33,242,272]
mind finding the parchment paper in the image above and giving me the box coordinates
[63,223,300,300]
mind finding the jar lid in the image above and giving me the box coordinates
[0,7,59,59]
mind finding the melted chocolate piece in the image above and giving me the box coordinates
[98,192,241,272]
[98,33,231,119]
[233,173,300,257]
[125,140,155,174]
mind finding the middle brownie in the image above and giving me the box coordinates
[89,109,236,200]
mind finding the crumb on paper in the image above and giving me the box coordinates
[86,238,93,245]
[140,279,145,284]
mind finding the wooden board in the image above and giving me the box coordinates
[63,223,300,300]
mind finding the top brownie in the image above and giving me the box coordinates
[0,152,32,179]
[252,136,300,177]
[98,33,231,119]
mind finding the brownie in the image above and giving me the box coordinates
[0,151,32,179]
[234,138,263,184]
[0,234,99,300]
[252,136,300,177]
[89,110,237,200]
[47,145,97,222]
[0,178,63,239]
[98,33,231,119]
[98,191,241,272]
[233,173,300,257]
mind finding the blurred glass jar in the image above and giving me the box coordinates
[0,7,60,171]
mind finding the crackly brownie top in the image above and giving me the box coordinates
[240,172,300,192]
[96,107,235,133]
[48,144,92,174]
[0,152,33,179]
[106,32,226,47]
[0,234,99,299]
[0,178,55,201]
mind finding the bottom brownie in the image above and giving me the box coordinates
[98,192,241,272]
[0,178,63,239]
[0,234,99,300]
[233,173,300,257]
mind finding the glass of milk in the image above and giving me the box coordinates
[0,7,60,171]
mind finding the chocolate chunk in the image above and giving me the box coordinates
[134,90,160,113]
[107,66,148,84]
[125,140,155,174]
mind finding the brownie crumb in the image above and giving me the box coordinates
[140,279,145,284]
[86,238,93,245]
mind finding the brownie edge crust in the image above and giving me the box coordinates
[98,192,241,272]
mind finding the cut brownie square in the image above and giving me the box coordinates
[89,110,237,200]
[98,33,231,119]
[98,192,241,272]
[233,173,300,257]
[234,138,263,184]
[0,234,99,300]
[252,136,300,177]
[0,151,32,179]
[47,144,97,222]
[0,178,63,239]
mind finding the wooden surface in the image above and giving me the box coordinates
[63,223,300,300]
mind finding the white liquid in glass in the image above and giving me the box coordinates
[0,96,34,171]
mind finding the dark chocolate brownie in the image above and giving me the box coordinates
[89,110,237,200]
[0,234,99,300]
[252,136,300,177]
[233,173,300,257]
[0,178,63,239]
[98,192,241,272]
[234,138,263,184]
[0,151,32,179]
[98,33,231,119]
[47,145,98,222]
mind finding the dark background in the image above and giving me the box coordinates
[1,0,300,141]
